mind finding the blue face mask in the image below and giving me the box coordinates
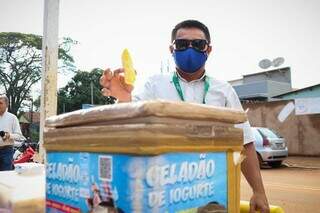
[172,48,208,73]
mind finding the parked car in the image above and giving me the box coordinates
[252,127,288,168]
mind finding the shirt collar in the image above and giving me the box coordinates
[0,110,8,118]
[175,71,206,83]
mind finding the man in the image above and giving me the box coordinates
[0,95,23,171]
[100,20,270,213]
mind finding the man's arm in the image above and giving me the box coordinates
[225,85,270,212]
[241,142,270,213]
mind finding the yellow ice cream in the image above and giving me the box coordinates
[121,48,136,85]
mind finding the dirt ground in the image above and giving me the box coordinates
[241,156,320,213]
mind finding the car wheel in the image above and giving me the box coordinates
[268,161,282,168]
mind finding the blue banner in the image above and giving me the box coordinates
[46,152,228,212]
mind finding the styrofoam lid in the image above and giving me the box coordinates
[46,100,247,128]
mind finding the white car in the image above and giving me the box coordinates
[252,127,288,168]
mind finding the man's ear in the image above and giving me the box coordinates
[169,45,174,54]
[207,45,212,55]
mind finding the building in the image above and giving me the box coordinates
[232,67,320,156]
[19,111,40,140]
[229,67,292,102]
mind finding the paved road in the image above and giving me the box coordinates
[241,157,320,213]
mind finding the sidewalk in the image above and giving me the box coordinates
[283,156,320,169]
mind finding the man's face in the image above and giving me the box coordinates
[0,98,7,115]
[170,27,212,54]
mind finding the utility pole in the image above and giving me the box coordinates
[29,97,33,140]
[91,81,94,105]
[39,0,60,162]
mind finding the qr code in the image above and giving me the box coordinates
[98,155,113,181]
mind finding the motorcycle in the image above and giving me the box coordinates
[13,139,39,164]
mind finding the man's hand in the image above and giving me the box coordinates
[99,68,133,102]
[249,192,270,213]
[241,142,270,213]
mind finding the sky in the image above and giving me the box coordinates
[1,0,320,92]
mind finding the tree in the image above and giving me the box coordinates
[0,32,76,115]
[57,68,115,114]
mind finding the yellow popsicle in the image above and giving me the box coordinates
[121,48,136,85]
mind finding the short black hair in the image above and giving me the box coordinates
[171,20,211,44]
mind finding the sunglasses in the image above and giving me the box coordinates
[172,39,209,52]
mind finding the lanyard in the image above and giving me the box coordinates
[172,72,210,104]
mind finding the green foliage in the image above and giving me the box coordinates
[30,126,39,142]
[57,68,115,114]
[0,32,76,115]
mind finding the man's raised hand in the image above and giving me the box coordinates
[100,68,133,102]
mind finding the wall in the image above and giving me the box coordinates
[233,80,291,100]
[243,100,320,156]
[233,81,268,99]
[267,80,292,99]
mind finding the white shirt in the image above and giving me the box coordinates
[132,73,254,145]
[0,111,23,146]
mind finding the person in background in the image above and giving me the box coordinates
[100,20,270,213]
[0,95,23,171]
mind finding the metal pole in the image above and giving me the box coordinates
[30,98,33,125]
[91,81,94,105]
[39,0,60,162]
[29,97,33,140]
